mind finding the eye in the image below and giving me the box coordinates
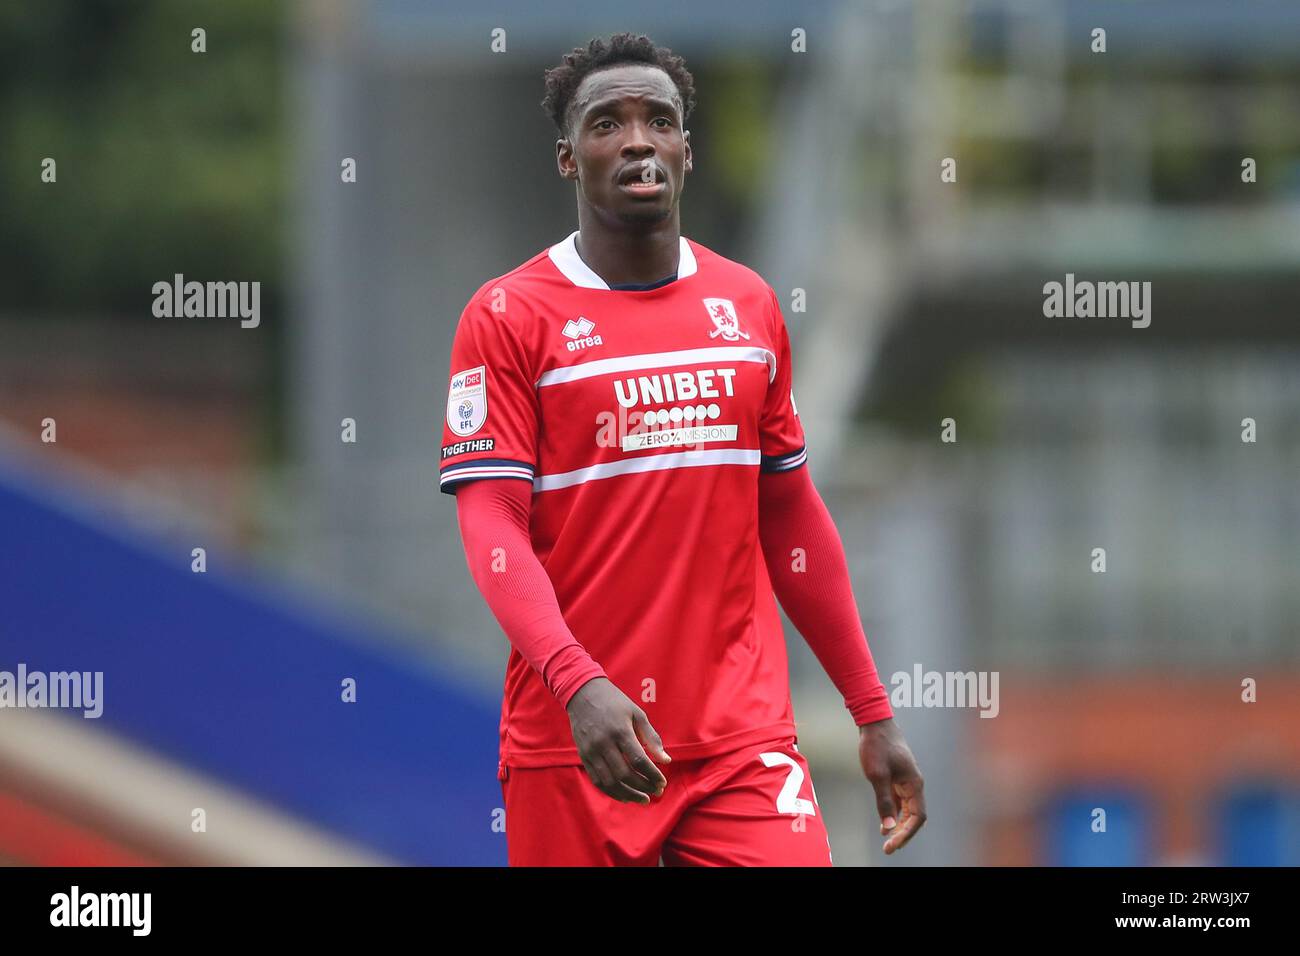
[653,117,673,127]
[595,119,616,130]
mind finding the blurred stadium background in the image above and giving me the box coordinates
[1,0,1297,866]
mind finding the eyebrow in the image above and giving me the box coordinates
[582,97,679,121]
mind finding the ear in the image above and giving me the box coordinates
[556,138,578,181]
[683,129,693,174]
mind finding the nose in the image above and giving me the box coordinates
[620,120,656,157]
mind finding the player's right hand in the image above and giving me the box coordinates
[565,677,671,805]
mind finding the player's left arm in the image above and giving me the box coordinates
[758,467,927,854]
[755,282,926,854]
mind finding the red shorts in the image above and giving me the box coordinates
[499,734,834,866]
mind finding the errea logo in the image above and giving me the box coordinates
[562,316,603,352]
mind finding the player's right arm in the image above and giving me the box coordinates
[453,479,670,804]
[442,292,669,803]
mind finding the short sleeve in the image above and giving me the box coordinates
[758,286,807,472]
[439,294,539,495]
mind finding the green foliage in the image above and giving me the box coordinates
[0,0,284,315]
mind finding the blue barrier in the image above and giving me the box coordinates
[1215,783,1300,866]
[0,455,504,865]
[1045,787,1152,866]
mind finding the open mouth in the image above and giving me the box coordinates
[618,162,667,196]
[619,179,667,196]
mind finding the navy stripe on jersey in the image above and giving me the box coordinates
[608,272,678,292]
[439,457,535,494]
[760,445,807,473]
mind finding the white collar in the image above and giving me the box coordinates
[547,230,697,289]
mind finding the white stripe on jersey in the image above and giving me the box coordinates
[534,447,762,492]
[440,465,534,486]
[537,346,777,388]
[766,448,807,471]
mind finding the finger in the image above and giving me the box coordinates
[580,755,606,793]
[870,777,898,833]
[607,779,653,804]
[882,811,922,854]
[883,796,927,854]
[610,737,663,797]
[594,741,651,798]
[909,784,928,824]
[882,778,924,845]
[592,749,652,805]
[585,751,624,800]
[632,711,672,764]
[623,752,667,796]
[622,729,668,795]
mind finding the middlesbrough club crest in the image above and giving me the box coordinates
[703,298,750,341]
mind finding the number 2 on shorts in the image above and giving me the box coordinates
[758,751,817,815]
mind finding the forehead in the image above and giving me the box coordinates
[572,63,679,117]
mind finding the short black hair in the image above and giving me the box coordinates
[541,32,696,141]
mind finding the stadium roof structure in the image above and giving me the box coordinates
[343,0,1300,61]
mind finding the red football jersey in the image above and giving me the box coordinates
[441,231,809,769]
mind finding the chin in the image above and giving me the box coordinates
[615,205,673,226]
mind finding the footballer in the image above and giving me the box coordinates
[440,32,926,866]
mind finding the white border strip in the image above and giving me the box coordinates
[0,708,392,865]
[535,447,761,492]
[765,448,808,471]
[440,464,533,486]
[538,346,776,388]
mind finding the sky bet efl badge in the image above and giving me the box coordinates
[447,365,487,437]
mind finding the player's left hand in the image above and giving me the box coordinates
[858,718,926,855]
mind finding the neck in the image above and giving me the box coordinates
[573,208,681,287]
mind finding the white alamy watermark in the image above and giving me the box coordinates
[1042,273,1151,328]
[151,273,261,328]
[50,886,151,936]
[889,664,999,718]
[0,664,103,718]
